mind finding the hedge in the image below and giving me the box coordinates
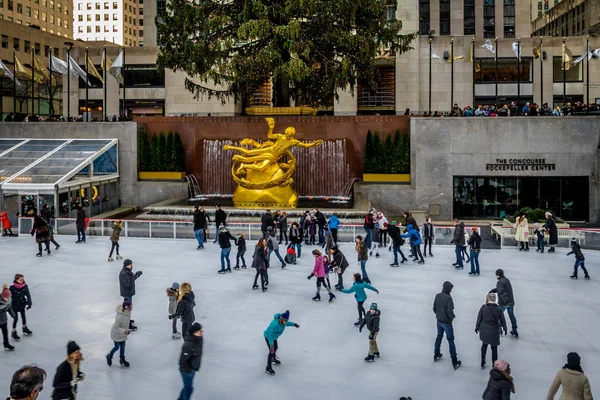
[139,131,185,172]
[363,129,410,174]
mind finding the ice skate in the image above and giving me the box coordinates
[585,275,591,280]
[119,357,130,367]
[390,263,399,267]
[433,353,443,362]
[354,318,363,326]
[312,293,321,301]
[252,285,259,290]
[373,352,380,358]
[233,265,240,270]
[262,287,268,292]
[172,332,181,340]
[272,355,281,365]
[510,330,519,339]
[22,327,32,336]
[4,344,15,351]
[453,360,462,370]
[265,365,276,375]
[116,255,123,260]
[105,354,112,366]
[35,252,42,257]
[364,355,375,362]
[226,268,232,273]
[570,274,578,279]
[108,257,114,262]
[328,293,336,303]
[55,245,60,250]
[11,330,20,341]
[241,265,247,269]
[218,269,226,274]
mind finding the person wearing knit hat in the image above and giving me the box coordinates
[482,360,514,399]
[52,341,85,400]
[475,292,507,369]
[105,300,133,368]
[547,352,593,399]
[166,282,181,339]
[468,226,482,276]
[0,283,16,351]
[360,302,382,362]
[355,235,371,284]
[9,274,33,343]
[119,259,142,331]
[178,322,203,400]
[491,269,519,339]
[263,310,300,375]
[388,220,408,266]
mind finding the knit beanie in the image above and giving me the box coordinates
[495,269,504,277]
[122,298,132,310]
[171,282,180,290]
[67,341,81,356]
[486,292,497,303]
[280,310,290,321]
[370,303,378,311]
[567,352,581,366]
[189,322,203,335]
[494,360,509,372]
[0,284,11,300]
[123,259,133,267]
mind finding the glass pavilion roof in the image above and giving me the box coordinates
[0,139,118,190]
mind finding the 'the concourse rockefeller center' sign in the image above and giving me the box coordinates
[485,158,556,171]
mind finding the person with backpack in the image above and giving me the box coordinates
[422,217,435,257]
[266,226,286,269]
[307,249,336,303]
[360,303,381,362]
[329,246,349,290]
[468,227,482,276]
[401,224,424,264]
[341,273,379,326]
[567,238,591,280]
[475,292,507,369]
[388,221,408,266]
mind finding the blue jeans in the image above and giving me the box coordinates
[454,246,463,267]
[318,227,324,244]
[214,226,219,242]
[220,247,231,269]
[393,246,407,264]
[434,322,457,361]
[469,250,480,274]
[499,305,518,332]
[573,259,589,277]
[108,341,126,358]
[236,250,246,267]
[360,260,369,282]
[194,229,204,247]
[365,229,372,248]
[178,370,196,400]
[292,242,302,258]
[268,249,286,266]
[77,229,86,242]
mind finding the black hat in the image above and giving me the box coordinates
[123,259,133,267]
[495,269,504,277]
[189,322,203,335]
[67,341,80,355]
[567,352,581,365]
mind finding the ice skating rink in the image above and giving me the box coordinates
[1,236,600,400]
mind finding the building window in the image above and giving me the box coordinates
[104,13,108,20]
[553,56,583,82]
[139,41,143,46]
[49,28,53,33]
[25,5,30,15]
[503,0,515,38]
[64,20,67,28]
[1,35,8,49]
[53,48,58,56]
[95,14,100,20]
[33,9,38,18]
[34,42,40,54]
[78,14,83,21]
[439,0,450,35]
[57,16,61,25]
[104,25,109,31]
[474,58,533,82]
[49,14,53,23]
[87,26,91,32]
[49,0,53,9]
[464,0,475,35]
[112,12,117,19]
[95,25,100,32]
[13,38,19,51]
[16,2,21,13]
[357,66,395,112]
[484,0,495,38]
[139,18,143,25]
[57,2,61,12]
[87,14,91,21]
[78,26,83,32]
[44,44,49,55]
[16,19,21,24]
[419,0,430,34]
[139,29,143,37]
[112,24,117,31]
[86,2,91,9]
[95,2,100,9]
[24,40,30,52]
[112,1,117,8]
[7,0,12,10]
[104,2,108,8]
[77,3,81,10]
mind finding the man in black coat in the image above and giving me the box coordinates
[432,281,461,370]
[217,226,237,274]
[119,259,142,330]
[329,246,349,290]
[543,212,558,252]
[178,323,203,400]
[363,209,375,249]
[450,219,466,269]
[388,221,408,266]
[213,205,227,243]
[261,210,275,239]
[492,269,519,339]
[192,206,204,250]
[314,209,326,245]
[75,206,86,244]
[402,212,417,257]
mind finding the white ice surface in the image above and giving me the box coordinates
[1,237,600,400]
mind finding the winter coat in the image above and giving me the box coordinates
[41,207,53,224]
[252,245,268,271]
[567,244,584,261]
[172,292,196,323]
[218,229,236,249]
[514,217,529,242]
[193,210,206,230]
[111,304,131,342]
[364,213,375,230]
[360,309,381,333]
[376,215,388,230]
[264,313,297,346]
[267,232,279,251]
[496,276,515,306]
[475,303,507,346]
[9,282,32,312]
[215,209,227,226]
[469,231,482,250]
[535,227,545,239]
[315,211,326,228]
[357,241,368,261]
[405,215,417,230]
[312,256,326,278]
[324,230,334,250]
[1,211,12,229]
[51,360,83,400]
[167,288,179,315]
[76,208,86,230]
[289,227,303,244]
[308,220,317,236]
[547,368,593,400]
[482,369,514,400]
[451,222,466,246]
[110,225,122,242]
[423,222,435,239]
[401,224,422,246]
[302,216,312,231]
[261,213,275,232]
[119,267,140,298]
[544,217,559,245]
[179,335,203,373]
[278,216,288,230]
[341,280,377,302]
[0,297,15,325]
[330,249,349,271]
[388,225,405,247]
[433,282,455,324]
[328,215,340,229]
[464,231,470,247]
[31,218,50,243]
[236,237,246,252]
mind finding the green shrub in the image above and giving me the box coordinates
[166,131,174,171]
[364,129,410,174]
[150,133,160,171]
[138,131,151,172]
[364,130,374,173]
[158,132,167,171]
[171,132,185,172]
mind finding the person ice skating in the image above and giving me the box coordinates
[514,212,530,251]
[475,292,507,369]
[264,310,300,375]
[360,303,381,362]
[355,235,371,284]
[423,217,434,257]
[567,238,590,280]
[547,352,593,400]
[192,206,205,249]
[75,205,86,244]
[213,205,227,243]
[544,212,558,253]
[403,211,417,257]
[8,364,46,400]
[178,323,203,400]
[197,207,211,243]
[234,233,246,269]
[468,227,482,276]
[450,219,466,269]
[301,211,312,244]
[364,209,375,249]
[119,259,142,331]
[375,212,388,249]
[105,299,132,368]
[328,212,339,244]
[169,282,196,339]
[1,211,15,236]
[108,220,123,262]
[314,208,327,245]
[330,246,349,290]
[51,341,85,400]
[9,274,32,342]
[308,216,317,245]
[534,223,545,253]
[217,225,236,273]
[462,228,470,262]
[289,222,303,259]
[30,216,51,257]
[277,211,288,244]
[491,269,519,339]
[267,226,286,269]
[322,224,334,254]
[482,360,515,400]
[433,281,461,370]
[341,273,378,326]
[252,238,269,292]
[47,222,60,251]
[307,249,336,303]
[41,204,53,225]
[261,210,275,239]
[1,284,16,351]
[388,221,408,266]
[284,244,297,265]
[401,224,425,264]
[167,282,181,339]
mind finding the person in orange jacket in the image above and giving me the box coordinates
[1,211,14,236]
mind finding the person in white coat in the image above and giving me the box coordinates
[514,212,529,251]
[106,298,132,367]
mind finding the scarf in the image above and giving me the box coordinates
[501,372,516,394]
[12,281,26,290]
[563,363,584,373]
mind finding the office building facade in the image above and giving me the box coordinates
[73,0,143,46]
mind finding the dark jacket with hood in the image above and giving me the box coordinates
[567,243,585,260]
[236,236,246,252]
[315,211,326,228]
[330,248,349,271]
[179,335,203,373]
[9,282,32,312]
[476,303,507,346]
[433,282,455,324]
[469,231,482,250]
[423,222,435,239]
[388,225,404,247]
[261,212,275,232]
[404,215,417,231]
[193,209,206,230]
[494,274,515,306]
[52,360,83,400]
[482,369,513,400]
[451,222,466,246]
[218,228,236,249]
[119,267,141,298]
[252,245,268,270]
[289,226,303,244]
[172,292,196,323]
[0,297,15,325]
[215,208,227,226]
[76,208,86,230]
[360,309,381,333]
[364,213,374,230]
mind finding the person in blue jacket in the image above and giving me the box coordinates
[401,224,424,264]
[328,213,340,244]
[263,310,299,375]
[341,273,379,326]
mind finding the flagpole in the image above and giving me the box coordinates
[428,37,432,116]
[586,35,590,114]
[49,47,52,115]
[495,37,498,109]
[13,50,16,115]
[66,46,71,121]
[85,47,89,121]
[103,46,107,121]
[517,38,520,113]
[122,47,126,119]
[450,38,454,112]
[540,37,543,107]
[31,49,34,115]
[472,37,475,109]
[563,38,566,106]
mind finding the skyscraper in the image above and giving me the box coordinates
[73,0,143,46]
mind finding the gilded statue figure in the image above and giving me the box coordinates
[224,118,323,208]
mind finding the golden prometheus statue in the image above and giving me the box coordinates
[224,118,323,208]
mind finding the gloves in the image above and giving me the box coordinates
[31,232,34,237]
[376,290,380,294]
[307,274,314,280]
[135,271,143,277]
[368,333,374,340]
[475,329,479,334]
[269,346,275,354]
[294,323,300,328]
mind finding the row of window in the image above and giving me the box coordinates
[1,35,59,56]
[472,57,583,83]
[76,13,139,26]
[0,14,68,32]
[533,3,586,37]
[77,24,141,37]
[0,0,68,14]
[77,64,163,87]
[76,2,139,14]
[0,2,68,27]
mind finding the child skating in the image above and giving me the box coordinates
[105,299,132,367]
[341,273,379,326]
[108,220,123,262]
[263,310,300,375]
[307,250,336,303]
[567,238,590,280]
[9,274,32,341]
[534,223,545,253]
[166,282,180,339]
[0,284,16,351]
[360,303,381,362]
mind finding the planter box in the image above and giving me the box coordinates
[362,174,410,183]
[245,106,317,116]
[139,172,186,180]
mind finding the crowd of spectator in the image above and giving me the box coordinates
[1,113,131,122]
[426,101,600,118]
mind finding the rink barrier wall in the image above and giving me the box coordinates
[15,218,600,250]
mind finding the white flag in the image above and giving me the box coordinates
[427,49,440,59]
[68,55,90,84]
[109,50,124,84]
[0,59,16,81]
[511,42,521,61]
[49,54,69,74]
[573,53,586,65]
[592,48,600,59]
[482,39,496,55]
